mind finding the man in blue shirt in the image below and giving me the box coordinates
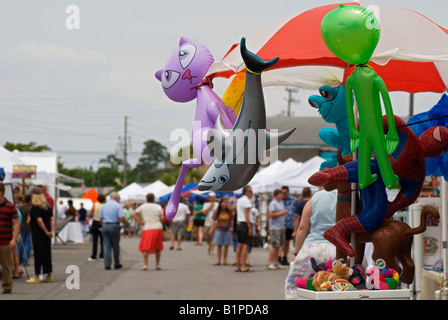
[100,192,126,270]
[267,189,288,270]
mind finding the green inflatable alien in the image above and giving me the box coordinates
[321,5,399,190]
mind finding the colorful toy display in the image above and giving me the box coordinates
[155,37,237,220]
[198,38,295,192]
[309,115,448,257]
[366,259,400,290]
[321,5,399,190]
[308,85,350,169]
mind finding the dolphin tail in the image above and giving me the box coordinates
[240,37,279,74]
[266,127,296,150]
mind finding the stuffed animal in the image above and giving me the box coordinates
[349,264,367,290]
[310,257,334,273]
[312,260,352,291]
[295,277,316,291]
[321,279,356,291]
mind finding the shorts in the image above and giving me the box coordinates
[193,219,205,227]
[203,226,213,241]
[213,230,232,246]
[285,228,294,241]
[236,222,252,245]
[270,229,285,248]
[171,221,186,237]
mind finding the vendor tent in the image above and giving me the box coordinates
[158,182,197,203]
[118,182,145,203]
[141,180,170,197]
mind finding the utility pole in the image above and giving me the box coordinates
[285,87,299,117]
[123,115,128,186]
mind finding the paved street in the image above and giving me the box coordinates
[4,235,289,300]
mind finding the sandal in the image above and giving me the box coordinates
[240,268,254,272]
[234,268,241,272]
[156,266,162,270]
[212,261,221,266]
[142,265,148,271]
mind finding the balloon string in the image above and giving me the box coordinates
[396,114,448,129]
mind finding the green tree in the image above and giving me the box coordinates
[4,141,51,152]
[133,139,169,182]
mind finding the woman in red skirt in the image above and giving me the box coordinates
[132,193,165,270]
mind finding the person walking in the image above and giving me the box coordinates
[209,198,234,266]
[202,192,218,255]
[279,186,299,266]
[17,194,32,267]
[192,199,205,245]
[132,193,164,271]
[26,187,55,284]
[284,189,337,299]
[99,192,126,270]
[78,202,88,237]
[293,187,312,236]
[267,189,288,270]
[88,194,105,261]
[170,197,190,251]
[235,186,254,272]
[0,183,20,293]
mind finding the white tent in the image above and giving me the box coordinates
[275,156,325,194]
[233,156,324,194]
[141,180,170,197]
[118,182,146,203]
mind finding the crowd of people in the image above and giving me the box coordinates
[1,180,335,299]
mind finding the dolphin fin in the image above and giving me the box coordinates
[265,127,296,150]
[240,37,279,74]
[207,115,232,160]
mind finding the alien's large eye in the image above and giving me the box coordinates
[162,70,180,89]
[218,175,228,184]
[179,44,197,69]
[319,89,333,100]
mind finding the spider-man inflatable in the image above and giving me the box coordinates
[308,115,448,257]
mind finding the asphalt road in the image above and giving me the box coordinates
[5,235,290,301]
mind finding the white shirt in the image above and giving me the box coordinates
[236,195,253,223]
[172,202,190,222]
[203,201,218,227]
[135,202,164,230]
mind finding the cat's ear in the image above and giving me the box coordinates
[179,36,190,46]
[155,69,163,81]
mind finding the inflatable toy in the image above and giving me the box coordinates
[407,94,448,180]
[198,38,295,192]
[308,85,350,169]
[155,37,237,220]
[321,5,399,190]
[309,115,448,257]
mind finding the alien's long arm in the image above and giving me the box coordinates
[344,75,359,152]
[375,76,399,154]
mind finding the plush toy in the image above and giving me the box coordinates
[310,257,334,273]
[321,279,356,291]
[312,260,352,291]
[348,264,367,290]
[295,277,316,291]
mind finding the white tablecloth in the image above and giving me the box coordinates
[56,222,84,244]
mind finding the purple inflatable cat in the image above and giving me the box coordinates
[155,37,237,220]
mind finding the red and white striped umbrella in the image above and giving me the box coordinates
[208,1,448,94]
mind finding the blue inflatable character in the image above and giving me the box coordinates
[309,85,351,170]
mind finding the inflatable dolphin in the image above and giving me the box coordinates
[198,38,296,192]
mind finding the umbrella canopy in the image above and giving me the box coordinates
[208,1,448,93]
[82,188,99,203]
[158,182,198,203]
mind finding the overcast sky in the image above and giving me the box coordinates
[1,0,447,170]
